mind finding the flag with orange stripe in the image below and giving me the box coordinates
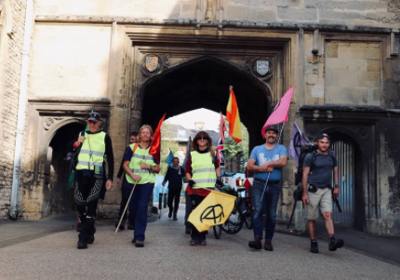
[226,86,242,144]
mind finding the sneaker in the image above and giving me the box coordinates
[135,240,144,247]
[199,239,207,246]
[115,222,125,231]
[264,240,273,251]
[248,238,262,250]
[329,238,344,251]
[189,238,197,246]
[77,241,87,249]
[310,240,319,253]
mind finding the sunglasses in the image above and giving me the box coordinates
[196,137,208,141]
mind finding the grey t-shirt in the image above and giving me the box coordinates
[303,151,338,188]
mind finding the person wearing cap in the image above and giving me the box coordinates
[301,133,344,253]
[73,111,114,249]
[247,125,287,251]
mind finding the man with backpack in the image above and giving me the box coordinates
[301,133,344,253]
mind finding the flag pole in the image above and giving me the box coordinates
[260,123,285,201]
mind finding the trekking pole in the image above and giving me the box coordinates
[114,169,141,235]
[260,123,285,202]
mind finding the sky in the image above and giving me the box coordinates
[165,108,221,132]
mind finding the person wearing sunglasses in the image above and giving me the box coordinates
[185,131,223,246]
[73,111,114,249]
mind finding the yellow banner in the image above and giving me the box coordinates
[188,190,236,232]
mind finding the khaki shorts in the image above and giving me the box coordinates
[306,187,332,220]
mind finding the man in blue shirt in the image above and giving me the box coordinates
[247,125,288,251]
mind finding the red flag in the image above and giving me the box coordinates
[149,113,166,162]
[226,86,242,143]
[217,112,227,163]
[261,86,294,138]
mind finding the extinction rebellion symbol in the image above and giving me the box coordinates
[200,204,225,223]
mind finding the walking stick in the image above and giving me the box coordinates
[114,168,142,235]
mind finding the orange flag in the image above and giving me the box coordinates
[149,113,166,162]
[226,86,242,144]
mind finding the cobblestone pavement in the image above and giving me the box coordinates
[0,208,400,280]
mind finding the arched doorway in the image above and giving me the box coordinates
[140,56,271,151]
[330,132,365,231]
[47,122,85,216]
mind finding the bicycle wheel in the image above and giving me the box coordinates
[213,225,222,239]
[221,206,243,234]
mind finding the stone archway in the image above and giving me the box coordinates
[140,56,271,150]
[46,122,86,216]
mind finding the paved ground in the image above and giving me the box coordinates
[1,207,400,280]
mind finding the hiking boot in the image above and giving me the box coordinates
[115,222,125,231]
[168,208,173,218]
[76,223,83,232]
[189,238,197,246]
[264,240,273,251]
[329,238,344,251]
[173,212,178,221]
[310,240,319,253]
[85,235,95,244]
[199,239,207,246]
[135,240,144,247]
[185,228,191,234]
[77,241,87,249]
[248,238,262,250]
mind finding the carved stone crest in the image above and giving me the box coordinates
[256,60,269,76]
[145,55,160,73]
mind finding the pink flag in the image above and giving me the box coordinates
[261,86,294,138]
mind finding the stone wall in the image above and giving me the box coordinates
[34,0,400,27]
[0,0,27,219]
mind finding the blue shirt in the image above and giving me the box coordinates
[250,144,288,181]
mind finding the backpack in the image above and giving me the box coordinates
[294,143,335,185]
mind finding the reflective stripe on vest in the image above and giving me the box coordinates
[126,144,156,184]
[191,151,216,189]
[76,132,106,171]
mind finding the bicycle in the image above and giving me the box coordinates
[220,185,253,234]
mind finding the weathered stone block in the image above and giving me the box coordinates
[325,69,358,88]
[367,87,381,106]
[319,11,365,20]
[326,42,338,58]
[256,10,277,22]
[358,71,381,88]
[367,59,380,71]
[277,7,317,21]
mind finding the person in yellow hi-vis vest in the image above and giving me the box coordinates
[73,111,114,249]
[123,125,160,248]
[185,131,224,246]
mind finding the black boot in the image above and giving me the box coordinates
[310,240,319,253]
[173,212,178,221]
[168,208,173,218]
[248,237,262,250]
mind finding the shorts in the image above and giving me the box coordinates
[306,187,332,220]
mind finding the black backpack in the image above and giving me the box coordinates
[294,143,335,185]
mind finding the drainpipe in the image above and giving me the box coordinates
[9,0,34,219]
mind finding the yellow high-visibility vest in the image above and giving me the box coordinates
[126,144,156,184]
[76,132,106,171]
[191,151,216,189]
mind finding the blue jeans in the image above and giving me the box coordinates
[127,182,154,241]
[251,180,281,241]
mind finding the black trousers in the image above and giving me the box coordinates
[74,171,102,241]
[185,191,192,228]
[168,187,181,213]
[189,194,207,240]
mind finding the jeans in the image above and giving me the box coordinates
[251,180,281,241]
[128,182,154,241]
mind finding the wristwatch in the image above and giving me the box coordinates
[334,184,339,188]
